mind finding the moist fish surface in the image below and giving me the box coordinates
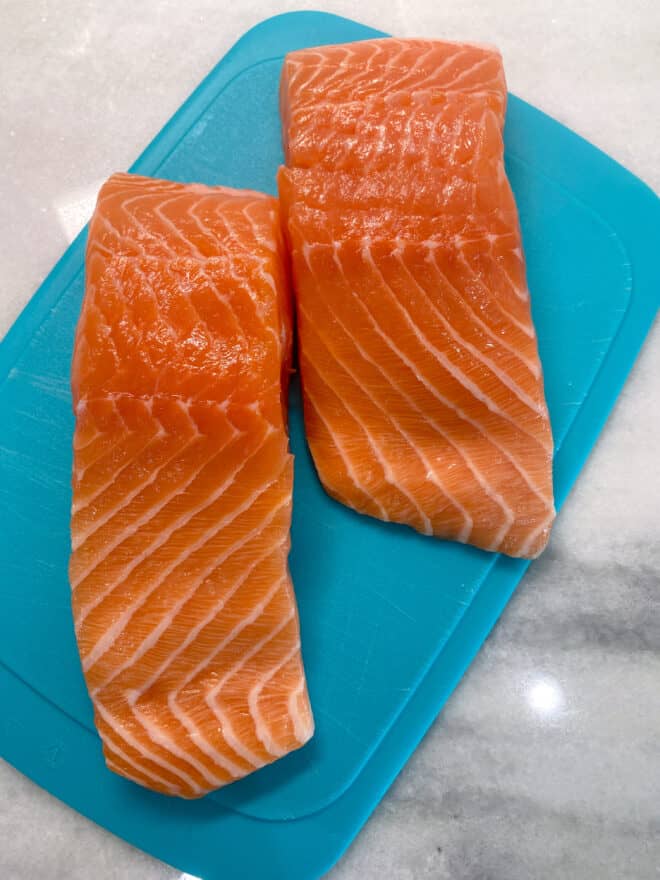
[278,38,555,559]
[70,172,313,798]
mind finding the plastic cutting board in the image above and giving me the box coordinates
[0,11,658,879]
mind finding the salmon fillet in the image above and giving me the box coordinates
[70,172,313,798]
[278,38,555,559]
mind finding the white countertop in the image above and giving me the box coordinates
[1,1,659,878]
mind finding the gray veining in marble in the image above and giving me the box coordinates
[1,1,659,878]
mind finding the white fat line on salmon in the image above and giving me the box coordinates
[359,243,551,456]
[332,61,504,103]
[355,290,550,513]
[517,509,556,558]
[85,239,114,265]
[205,202,260,258]
[103,257,186,362]
[103,758,169,794]
[72,408,199,549]
[130,697,236,787]
[373,46,472,94]
[447,110,467,166]
[458,235,530,306]
[302,57,384,100]
[78,433,280,667]
[454,250,537,340]
[390,245,545,416]
[71,395,244,539]
[290,98,440,173]
[209,199,268,260]
[289,677,314,745]
[104,759,186,797]
[96,207,152,260]
[71,413,239,580]
[199,206,281,347]
[242,200,280,254]
[72,423,265,629]
[287,42,491,102]
[299,299,471,541]
[170,582,291,770]
[402,105,417,167]
[91,506,290,694]
[75,391,250,409]
[301,385,390,522]
[101,187,254,263]
[95,700,204,796]
[71,430,136,489]
[286,49,350,97]
[118,191,202,259]
[300,252,512,547]
[290,87,502,127]
[248,641,303,758]
[395,42,457,80]
[446,52,500,91]
[97,175,182,207]
[204,604,295,758]
[305,357,433,535]
[424,245,540,378]
[71,393,152,490]
[154,193,212,259]
[91,241,281,374]
[130,260,239,379]
[71,411,102,450]
[204,260,280,356]
[103,739,184,794]
[148,259,279,402]
[498,260,530,304]
[318,243,551,514]
[303,354,431,534]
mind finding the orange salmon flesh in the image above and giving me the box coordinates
[278,38,555,558]
[70,173,313,798]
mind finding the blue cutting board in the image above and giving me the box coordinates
[0,10,658,879]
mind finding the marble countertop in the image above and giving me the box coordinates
[1,1,658,878]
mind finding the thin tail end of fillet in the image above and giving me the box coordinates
[313,459,556,560]
[98,703,315,799]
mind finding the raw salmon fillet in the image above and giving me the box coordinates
[69,172,313,798]
[279,38,555,558]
